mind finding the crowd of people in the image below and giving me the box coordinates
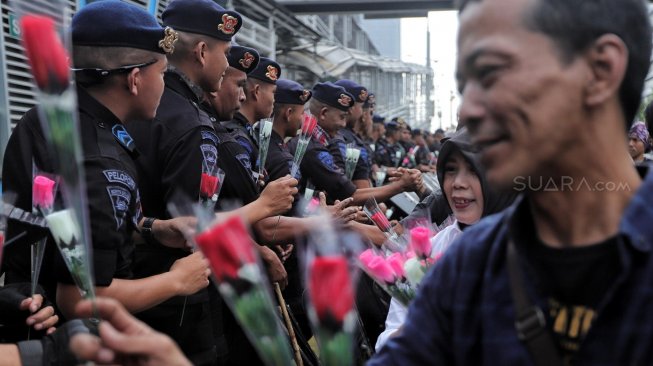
[1,0,653,365]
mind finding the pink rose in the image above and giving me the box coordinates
[367,256,395,283]
[358,249,377,268]
[410,227,432,258]
[386,252,406,279]
[33,175,56,209]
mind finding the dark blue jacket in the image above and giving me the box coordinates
[370,170,653,365]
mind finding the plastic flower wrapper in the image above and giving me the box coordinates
[31,167,59,297]
[344,143,361,180]
[256,118,273,179]
[373,169,387,187]
[199,162,225,210]
[302,211,362,366]
[191,215,293,366]
[0,197,7,271]
[19,8,96,304]
[44,200,95,301]
[363,197,402,246]
[290,112,317,179]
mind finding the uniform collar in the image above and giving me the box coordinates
[77,86,138,156]
[165,66,204,102]
[312,124,330,146]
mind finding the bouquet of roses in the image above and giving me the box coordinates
[303,215,362,366]
[344,143,361,180]
[194,216,293,366]
[20,9,96,303]
[358,223,452,306]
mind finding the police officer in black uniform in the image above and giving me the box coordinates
[2,0,211,332]
[123,1,242,364]
[267,79,311,182]
[374,121,405,169]
[291,83,422,206]
[334,79,372,187]
[223,57,281,180]
[205,45,261,207]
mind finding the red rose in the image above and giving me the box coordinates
[200,173,219,199]
[309,256,354,324]
[194,216,255,281]
[20,15,70,94]
[371,212,391,232]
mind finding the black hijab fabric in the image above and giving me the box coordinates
[436,128,517,218]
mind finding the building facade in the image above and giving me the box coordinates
[0,0,435,173]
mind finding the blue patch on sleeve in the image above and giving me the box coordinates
[236,136,253,155]
[317,151,336,171]
[235,153,253,172]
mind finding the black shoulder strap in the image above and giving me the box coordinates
[506,239,562,366]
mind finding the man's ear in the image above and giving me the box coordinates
[193,41,208,67]
[319,106,329,121]
[251,83,261,101]
[285,106,294,120]
[126,68,140,96]
[583,34,628,108]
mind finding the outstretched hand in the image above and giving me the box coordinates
[71,297,191,366]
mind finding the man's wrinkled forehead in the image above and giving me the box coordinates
[456,0,535,75]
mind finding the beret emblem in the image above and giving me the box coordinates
[158,27,179,54]
[338,94,352,107]
[300,90,310,102]
[265,65,279,81]
[239,52,255,69]
[218,14,238,35]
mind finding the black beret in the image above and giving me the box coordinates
[386,121,400,131]
[275,79,311,105]
[228,45,260,74]
[248,57,281,84]
[334,79,368,103]
[372,114,385,123]
[162,0,242,42]
[312,82,355,112]
[72,0,177,54]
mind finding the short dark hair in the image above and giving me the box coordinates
[457,0,652,129]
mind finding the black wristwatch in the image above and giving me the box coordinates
[141,217,156,240]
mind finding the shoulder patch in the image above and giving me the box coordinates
[201,130,220,146]
[235,153,253,172]
[106,186,132,230]
[112,125,135,151]
[200,144,218,168]
[317,151,336,171]
[235,135,253,155]
[103,170,136,191]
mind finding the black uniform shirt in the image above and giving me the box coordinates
[222,112,259,178]
[374,138,405,168]
[200,106,260,207]
[288,128,356,203]
[339,128,371,181]
[266,130,294,182]
[3,87,142,287]
[125,70,219,304]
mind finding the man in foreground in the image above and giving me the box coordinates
[370,0,653,364]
